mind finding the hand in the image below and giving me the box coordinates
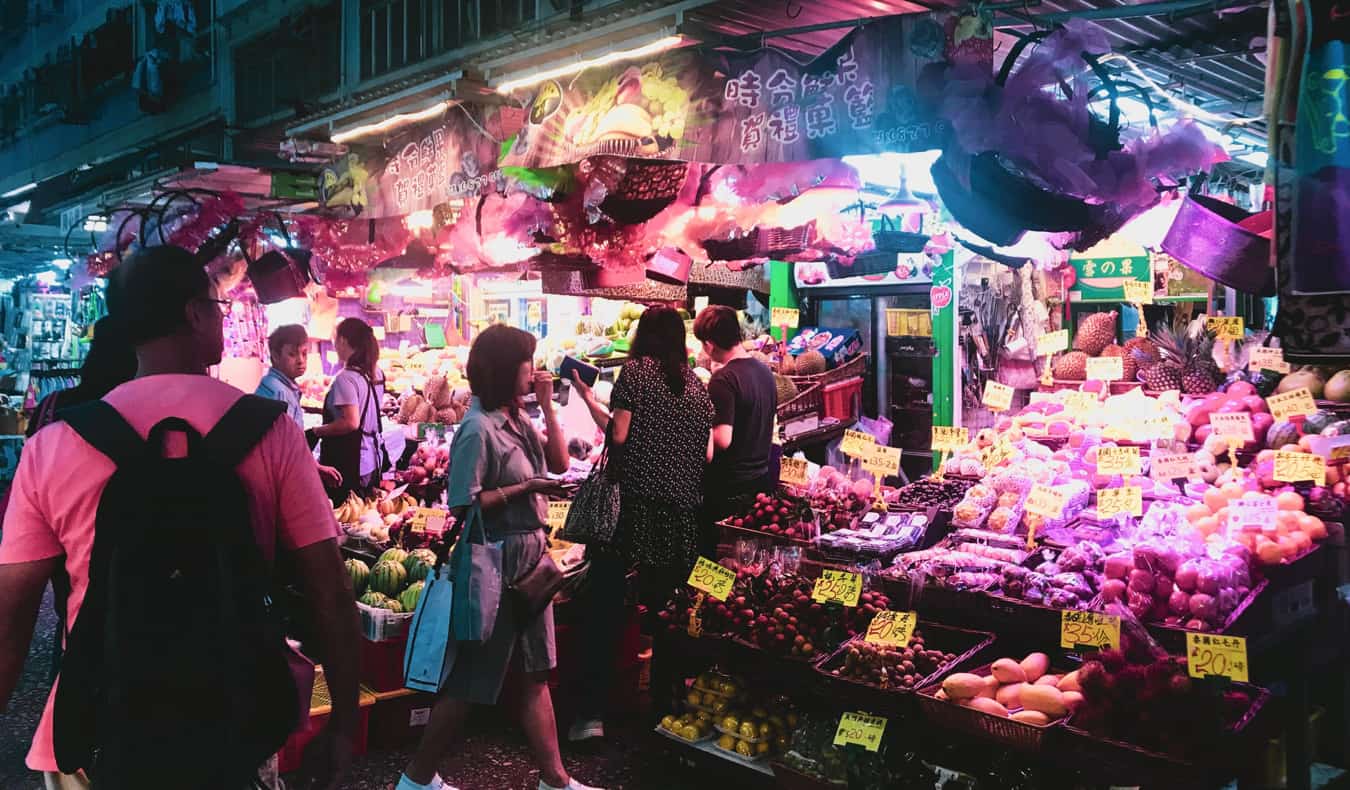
[317,465,343,488]
[532,370,555,406]
[300,723,354,790]
[528,477,569,498]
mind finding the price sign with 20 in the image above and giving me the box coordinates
[1025,484,1067,519]
[1060,611,1121,651]
[1186,632,1249,683]
[833,712,887,752]
[864,610,917,648]
[812,569,863,607]
[686,557,736,601]
[780,456,810,486]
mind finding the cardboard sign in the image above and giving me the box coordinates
[546,501,571,530]
[833,712,887,752]
[1096,446,1142,476]
[1274,451,1327,485]
[687,557,736,601]
[1209,412,1255,442]
[1186,633,1249,683]
[1266,388,1318,422]
[1063,390,1098,417]
[841,429,876,458]
[1097,486,1143,518]
[1086,356,1125,381]
[812,569,863,607]
[930,426,970,452]
[1036,329,1069,356]
[1140,414,1174,441]
[1151,452,1196,481]
[1227,497,1277,532]
[1249,347,1290,374]
[1060,611,1121,651]
[862,445,902,477]
[1122,279,1153,304]
[771,306,800,329]
[780,456,810,486]
[409,507,449,534]
[1206,316,1245,340]
[1025,484,1067,519]
[982,380,1014,412]
[864,610,917,648]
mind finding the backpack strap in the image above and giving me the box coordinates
[205,395,287,469]
[61,400,145,468]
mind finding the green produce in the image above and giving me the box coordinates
[403,548,437,582]
[400,581,425,612]
[378,547,410,567]
[382,598,405,613]
[358,591,389,608]
[369,560,408,596]
[346,558,370,596]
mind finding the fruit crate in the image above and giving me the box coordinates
[359,633,409,693]
[1144,579,1270,656]
[786,354,867,391]
[365,686,436,750]
[813,622,995,709]
[915,663,1072,751]
[277,671,376,773]
[770,760,848,789]
[779,382,824,424]
[717,518,814,549]
[356,600,414,642]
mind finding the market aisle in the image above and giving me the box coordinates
[0,588,677,789]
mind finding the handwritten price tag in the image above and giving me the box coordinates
[1097,486,1143,518]
[864,610,917,648]
[1025,484,1067,519]
[1151,452,1196,481]
[812,569,863,607]
[982,380,1014,411]
[771,306,800,329]
[1249,347,1290,374]
[931,426,969,451]
[1206,316,1245,340]
[1036,329,1069,356]
[687,557,736,601]
[546,501,571,530]
[1186,633,1249,683]
[780,456,810,486]
[1266,387,1318,422]
[1096,446,1142,476]
[1141,414,1175,441]
[1060,611,1121,651]
[1228,497,1277,532]
[862,445,901,477]
[1210,412,1255,442]
[1274,451,1326,485]
[410,507,449,533]
[1086,356,1125,381]
[1063,390,1098,417]
[841,429,876,458]
[833,712,887,752]
[1122,279,1153,304]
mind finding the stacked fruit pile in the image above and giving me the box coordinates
[347,546,435,613]
[826,630,961,690]
[934,652,1081,726]
[713,699,797,761]
[1049,314,1223,395]
[726,491,816,540]
[336,491,417,543]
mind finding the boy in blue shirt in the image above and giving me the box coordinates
[257,324,342,487]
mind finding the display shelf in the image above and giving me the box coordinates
[647,726,776,787]
[781,419,857,453]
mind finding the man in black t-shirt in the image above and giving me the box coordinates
[693,306,778,530]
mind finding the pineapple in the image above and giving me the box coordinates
[1148,323,1222,395]
[1053,351,1089,380]
[1073,310,1118,356]
[1123,336,1159,364]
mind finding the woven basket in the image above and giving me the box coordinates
[915,663,1070,751]
[702,225,812,262]
[689,259,770,294]
[541,268,685,302]
[787,354,866,390]
[778,383,824,423]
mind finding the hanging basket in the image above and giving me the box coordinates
[872,214,930,253]
[702,224,813,262]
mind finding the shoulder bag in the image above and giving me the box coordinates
[557,430,621,546]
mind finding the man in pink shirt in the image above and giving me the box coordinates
[0,246,360,789]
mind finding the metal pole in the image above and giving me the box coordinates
[995,0,1262,27]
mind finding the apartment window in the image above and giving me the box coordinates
[362,0,540,79]
[235,7,341,124]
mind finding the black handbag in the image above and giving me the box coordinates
[557,436,622,546]
[510,551,566,621]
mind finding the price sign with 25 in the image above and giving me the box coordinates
[686,557,736,601]
[833,712,887,752]
[812,569,863,607]
[864,610,917,648]
[1060,611,1121,651]
[1274,451,1326,486]
[1186,632,1249,683]
[1096,486,1143,518]
[1095,446,1141,476]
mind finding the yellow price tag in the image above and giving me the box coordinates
[841,429,876,458]
[1097,486,1143,518]
[770,306,800,329]
[1209,412,1255,442]
[410,507,449,533]
[862,445,901,477]
[546,501,571,530]
[1036,329,1069,356]
[1140,414,1174,441]
[1063,390,1098,417]
[1025,484,1067,519]
[930,426,970,452]
[780,456,810,486]
[1186,633,1249,682]
[1122,279,1153,304]
[1266,387,1318,422]
[1095,446,1142,476]
[686,557,736,601]
[1151,452,1196,481]
[982,380,1014,411]
[1274,451,1326,485]
[1249,347,1290,374]
[812,569,863,607]
[833,712,887,752]
[864,610,917,648]
[1086,356,1125,381]
[1205,316,1245,340]
[1060,611,1121,651]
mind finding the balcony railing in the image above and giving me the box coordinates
[361,0,544,79]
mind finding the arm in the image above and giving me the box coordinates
[312,404,359,438]
[292,539,361,732]
[611,408,633,445]
[533,372,569,475]
[477,478,563,511]
[707,430,716,463]
[0,557,60,710]
[312,374,361,437]
[573,372,611,431]
[708,375,736,452]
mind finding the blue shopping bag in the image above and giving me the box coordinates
[403,557,459,693]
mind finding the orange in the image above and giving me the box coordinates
[1275,491,1305,511]
[1186,504,1213,523]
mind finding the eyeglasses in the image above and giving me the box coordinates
[201,297,232,316]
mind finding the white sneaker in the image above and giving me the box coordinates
[397,773,458,790]
[567,717,605,742]
[539,779,605,790]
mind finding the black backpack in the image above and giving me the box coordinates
[53,395,300,789]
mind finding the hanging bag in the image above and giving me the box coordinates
[557,430,622,546]
[449,505,503,643]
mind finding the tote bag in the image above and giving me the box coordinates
[449,506,503,643]
[402,560,459,693]
[557,443,621,546]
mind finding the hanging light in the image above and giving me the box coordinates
[877,168,930,217]
[493,33,684,94]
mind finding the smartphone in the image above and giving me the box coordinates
[559,355,600,388]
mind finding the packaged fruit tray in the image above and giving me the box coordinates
[915,660,1076,751]
[814,621,995,697]
[712,739,771,764]
[715,723,770,745]
[655,724,716,745]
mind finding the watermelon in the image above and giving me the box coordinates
[378,547,410,567]
[345,559,370,596]
[403,548,436,582]
[1266,420,1301,450]
[369,560,408,596]
[399,581,425,612]
[358,591,389,608]
[382,599,405,613]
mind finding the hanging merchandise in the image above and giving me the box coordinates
[131,49,168,113]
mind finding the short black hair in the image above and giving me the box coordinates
[268,324,308,357]
[693,305,742,351]
[466,324,536,411]
[111,245,210,346]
